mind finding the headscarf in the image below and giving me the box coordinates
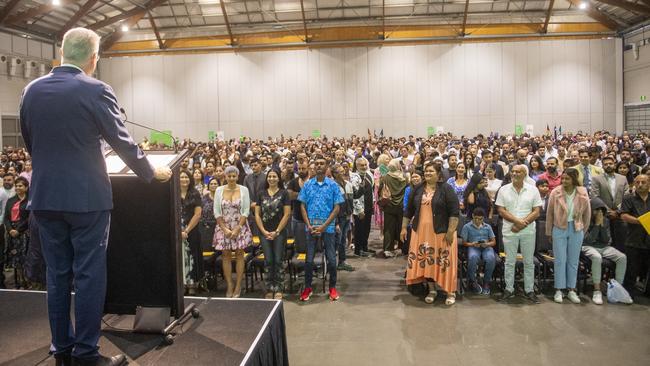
[387,158,406,181]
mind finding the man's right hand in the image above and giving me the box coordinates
[154,166,172,182]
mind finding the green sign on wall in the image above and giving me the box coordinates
[427,126,436,136]
[150,130,173,146]
[208,131,215,141]
[641,95,647,102]
[515,124,524,136]
[312,129,321,138]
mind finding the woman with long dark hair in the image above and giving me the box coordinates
[179,170,203,295]
[529,155,545,181]
[254,169,291,299]
[447,162,468,211]
[4,176,30,288]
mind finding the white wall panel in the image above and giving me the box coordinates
[96,39,620,141]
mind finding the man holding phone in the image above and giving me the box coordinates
[460,208,497,295]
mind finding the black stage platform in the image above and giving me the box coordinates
[0,290,289,366]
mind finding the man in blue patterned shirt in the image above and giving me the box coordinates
[298,154,344,302]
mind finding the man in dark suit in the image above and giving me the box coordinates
[591,156,629,251]
[20,28,172,366]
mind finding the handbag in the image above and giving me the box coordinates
[378,183,391,209]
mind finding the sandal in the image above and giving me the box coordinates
[445,294,456,306]
[424,290,437,304]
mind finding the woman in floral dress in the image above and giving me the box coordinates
[213,166,253,298]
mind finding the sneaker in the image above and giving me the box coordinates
[621,297,634,305]
[567,290,581,304]
[337,262,355,271]
[481,284,491,296]
[470,281,483,294]
[525,291,541,304]
[554,290,564,303]
[299,287,313,302]
[329,287,340,301]
[383,250,394,258]
[498,290,515,302]
[592,291,603,305]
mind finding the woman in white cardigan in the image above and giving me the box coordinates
[213,166,253,298]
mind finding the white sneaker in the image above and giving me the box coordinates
[592,291,603,305]
[567,290,581,304]
[554,290,563,303]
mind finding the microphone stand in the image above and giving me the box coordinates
[120,108,178,153]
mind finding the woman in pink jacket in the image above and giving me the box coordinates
[546,168,591,304]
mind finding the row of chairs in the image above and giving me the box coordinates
[456,215,619,297]
[201,222,330,294]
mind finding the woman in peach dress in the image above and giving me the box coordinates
[402,163,460,305]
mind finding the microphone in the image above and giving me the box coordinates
[119,108,178,154]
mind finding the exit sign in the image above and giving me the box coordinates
[641,95,647,102]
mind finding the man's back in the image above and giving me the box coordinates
[20,66,153,212]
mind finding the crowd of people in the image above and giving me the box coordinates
[151,129,650,305]
[3,129,650,306]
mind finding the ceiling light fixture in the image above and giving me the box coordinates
[52,0,61,6]
[121,24,129,32]
[579,2,588,9]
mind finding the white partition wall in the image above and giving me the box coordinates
[99,38,621,141]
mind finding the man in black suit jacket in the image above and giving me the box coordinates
[20,28,171,366]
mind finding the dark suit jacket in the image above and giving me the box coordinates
[20,66,154,212]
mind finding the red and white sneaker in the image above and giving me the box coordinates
[329,287,340,301]
[299,287,313,302]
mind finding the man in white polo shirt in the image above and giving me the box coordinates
[496,164,543,303]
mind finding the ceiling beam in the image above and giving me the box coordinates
[3,0,79,25]
[101,0,168,51]
[0,0,22,24]
[381,0,385,39]
[58,0,100,38]
[148,11,165,49]
[461,0,470,36]
[541,0,555,33]
[595,0,650,15]
[299,0,309,42]
[88,0,166,31]
[567,0,620,30]
[219,0,236,46]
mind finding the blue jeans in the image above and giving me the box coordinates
[260,230,286,292]
[467,246,496,285]
[305,231,337,289]
[335,219,350,263]
[552,221,584,289]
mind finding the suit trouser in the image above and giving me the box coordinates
[353,214,372,254]
[503,232,535,293]
[34,210,110,361]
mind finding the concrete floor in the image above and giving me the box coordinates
[279,229,650,366]
[5,229,649,366]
